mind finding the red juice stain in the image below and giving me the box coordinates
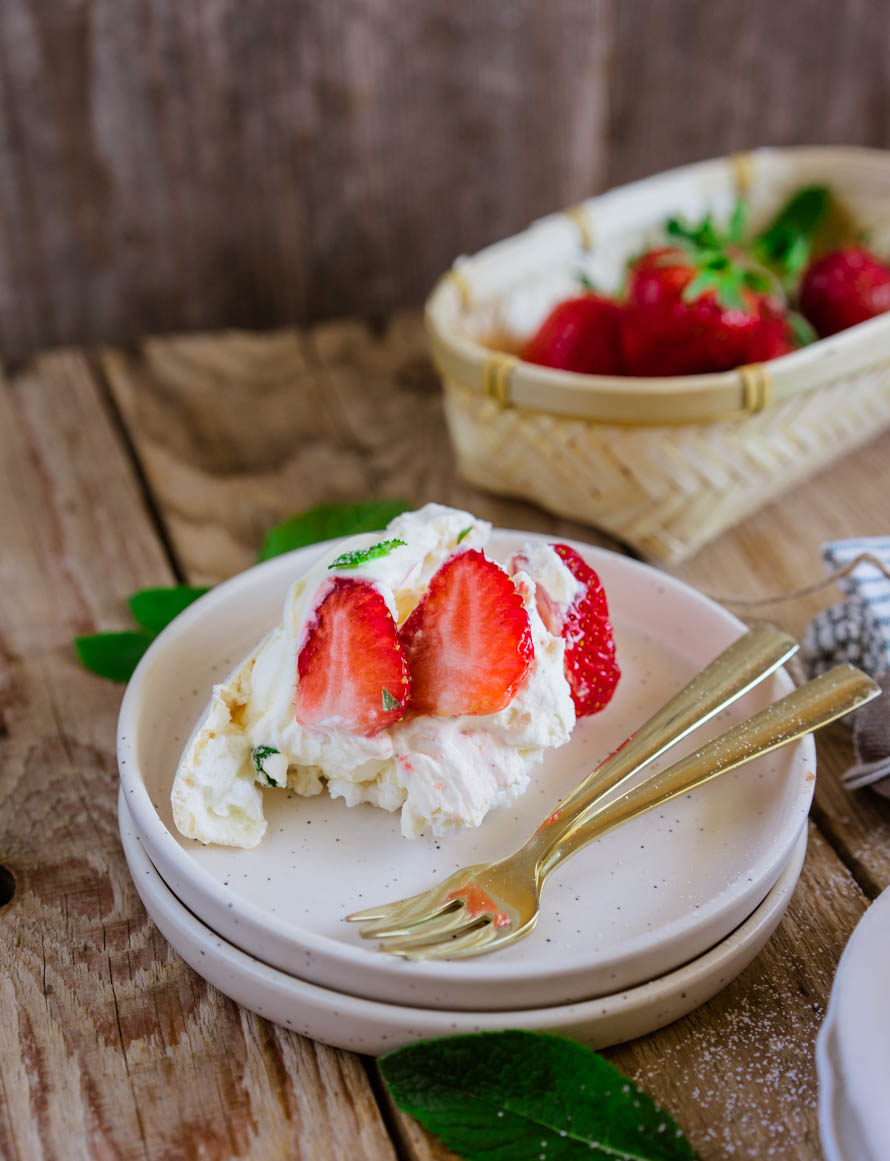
[446,883,511,928]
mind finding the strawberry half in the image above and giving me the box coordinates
[295,577,409,737]
[400,550,533,717]
[517,544,619,717]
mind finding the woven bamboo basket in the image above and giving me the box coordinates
[426,147,890,564]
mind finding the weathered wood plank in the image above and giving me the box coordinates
[0,352,398,1161]
[606,0,887,187]
[2,1,889,360]
[0,0,611,360]
[100,316,621,584]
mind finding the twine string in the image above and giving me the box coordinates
[706,553,890,608]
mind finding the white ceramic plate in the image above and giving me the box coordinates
[117,531,815,1011]
[817,885,890,1161]
[119,788,807,1055]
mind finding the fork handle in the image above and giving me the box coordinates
[529,624,797,863]
[537,663,879,881]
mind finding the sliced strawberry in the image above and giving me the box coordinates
[295,578,409,737]
[400,550,533,717]
[515,544,619,717]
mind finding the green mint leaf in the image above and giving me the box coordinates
[252,745,282,785]
[382,688,401,711]
[329,538,406,571]
[380,1031,699,1161]
[258,500,410,562]
[127,586,210,633]
[74,631,156,683]
[457,526,472,544]
[577,271,597,292]
[788,310,818,348]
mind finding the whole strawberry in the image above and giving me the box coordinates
[799,245,890,337]
[747,299,799,362]
[621,248,776,376]
[522,293,624,375]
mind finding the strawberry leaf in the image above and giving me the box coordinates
[74,631,156,683]
[380,1030,699,1161]
[753,185,831,281]
[788,310,818,348]
[728,199,748,244]
[258,500,410,562]
[128,586,210,633]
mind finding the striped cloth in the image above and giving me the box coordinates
[802,536,890,798]
[802,537,890,680]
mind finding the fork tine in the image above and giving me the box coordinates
[392,920,502,961]
[357,897,463,941]
[345,865,483,924]
[346,887,448,925]
[366,902,477,947]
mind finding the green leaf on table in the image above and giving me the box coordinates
[74,631,157,683]
[380,1030,700,1161]
[127,586,210,633]
[257,500,410,562]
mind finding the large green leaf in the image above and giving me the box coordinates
[380,1031,699,1161]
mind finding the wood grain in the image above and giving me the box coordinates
[3,0,889,360]
[0,352,398,1161]
[101,317,890,1159]
[0,0,610,360]
[99,317,621,584]
[608,822,867,1161]
[606,0,889,187]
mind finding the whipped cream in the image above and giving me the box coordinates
[171,504,576,847]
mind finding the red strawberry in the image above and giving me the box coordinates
[514,544,619,717]
[522,293,624,375]
[799,245,890,337]
[620,247,772,377]
[400,550,533,717]
[747,299,798,362]
[295,577,409,737]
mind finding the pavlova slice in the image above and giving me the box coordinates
[171,504,619,847]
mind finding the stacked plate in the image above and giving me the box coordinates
[818,885,890,1161]
[117,532,815,1055]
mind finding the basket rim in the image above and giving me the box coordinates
[425,145,890,425]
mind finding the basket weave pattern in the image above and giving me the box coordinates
[427,148,890,563]
[443,361,890,564]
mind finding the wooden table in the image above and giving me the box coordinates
[2,315,889,1160]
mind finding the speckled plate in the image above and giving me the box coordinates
[120,788,807,1054]
[117,531,815,1011]
[817,885,890,1161]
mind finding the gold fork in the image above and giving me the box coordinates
[347,624,793,946]
[348,662,878,960]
